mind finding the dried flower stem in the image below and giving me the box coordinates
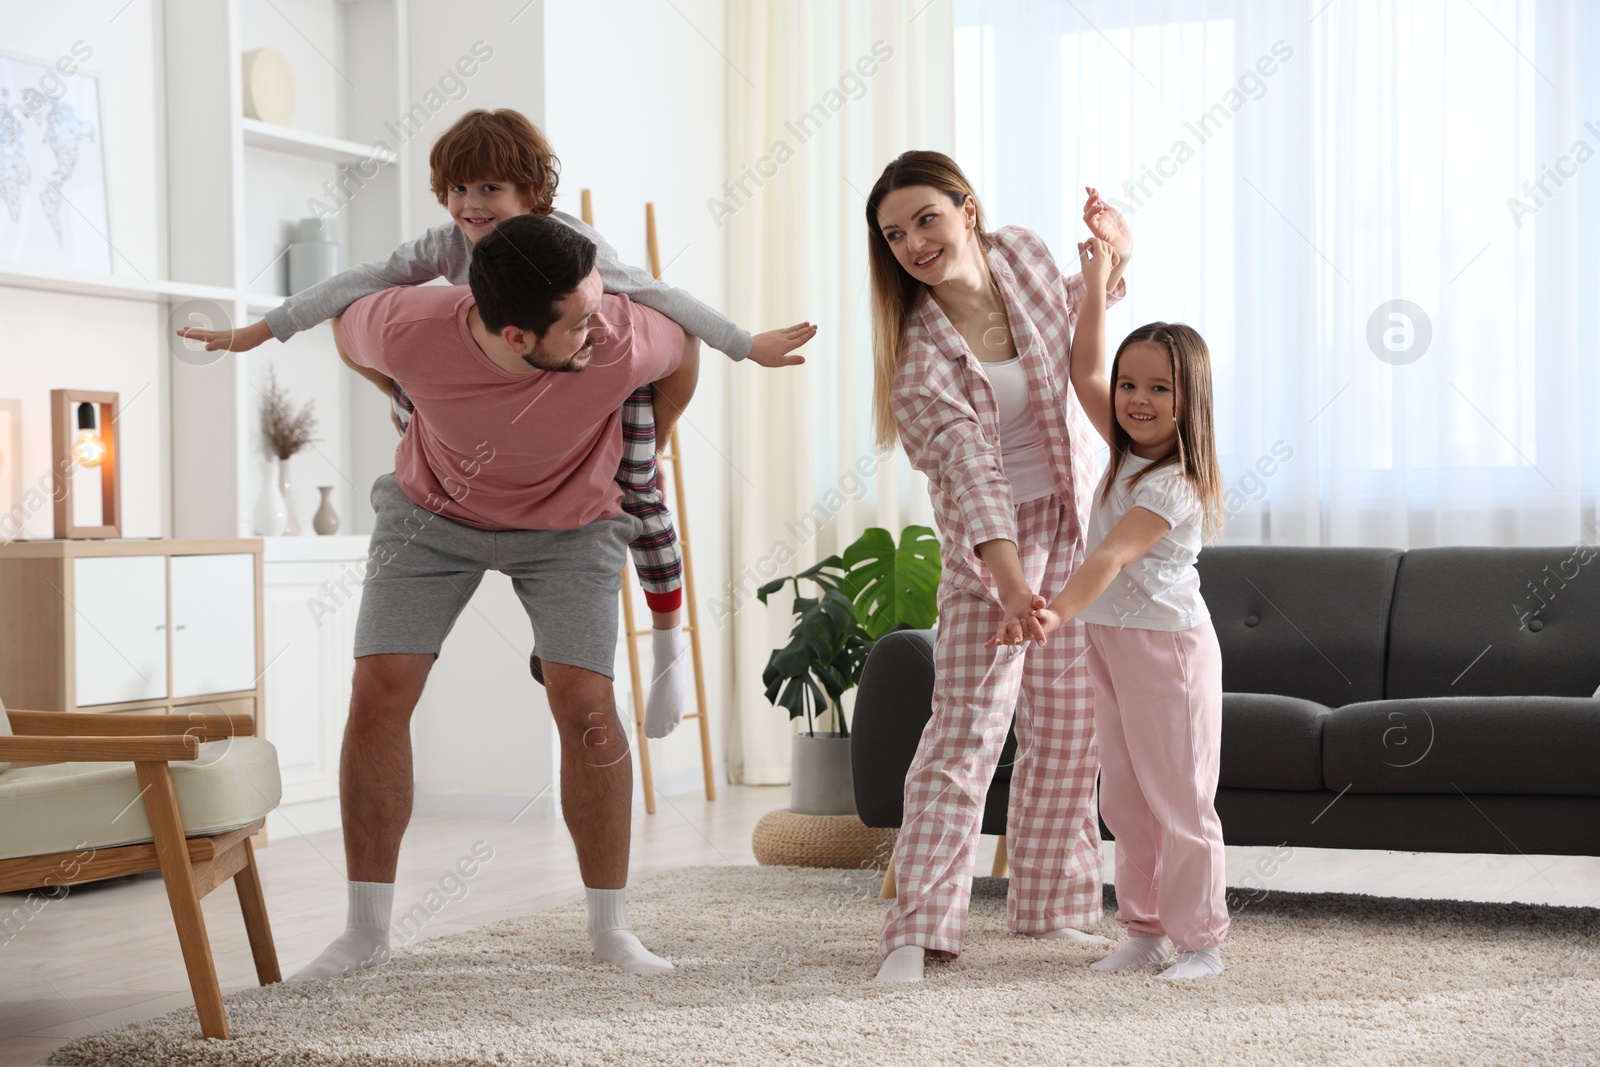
[260,367,318,460]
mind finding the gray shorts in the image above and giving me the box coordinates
[353,474,643,678]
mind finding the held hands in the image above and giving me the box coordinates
[1082,186,1132,263]
[175,318,274,353]
[987,589,1048,649]
[747,322,818,368]
[1077,237,1118,296]
[986,596,1066,649]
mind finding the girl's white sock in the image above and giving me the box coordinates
[1158,945,1224,980]
[1089,935,1168,972]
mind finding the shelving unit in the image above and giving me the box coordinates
[160,0,412,541]
[0,263,237,305]
[240,118,398,166]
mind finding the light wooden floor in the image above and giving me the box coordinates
[4,783,1597,1066]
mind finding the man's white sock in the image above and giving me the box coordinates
[289,881,394,982]
[1089,935,1168,972]
[644,625,690,739]
[1158,945,1224,980]
[874,945,926,983]
[587,887,673,975]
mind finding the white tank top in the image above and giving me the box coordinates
[980,356,1055,505]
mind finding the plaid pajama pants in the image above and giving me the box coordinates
[880,493,1102,958]
[392,382,684,605]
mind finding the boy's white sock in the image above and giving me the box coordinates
[289,881,394,982]
[874,945,926,983]
[1089,935,1168,972]
[1158,945,1224,980]
[587,887,673,975]
[643,625,690,739]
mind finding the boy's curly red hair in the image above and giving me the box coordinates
[429,109,560,215]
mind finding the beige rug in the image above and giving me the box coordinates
[52,866,1600,1067]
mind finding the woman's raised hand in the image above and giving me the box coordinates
[1081,186,1132,262]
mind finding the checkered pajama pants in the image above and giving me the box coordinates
[393,383,683,604]
[880,493,1102,958]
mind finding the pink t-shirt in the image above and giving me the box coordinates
[340,284,683,531]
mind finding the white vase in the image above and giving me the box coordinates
[278,456,300,535]
[253,458,287,536]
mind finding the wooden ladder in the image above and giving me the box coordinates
[581,189,717,815]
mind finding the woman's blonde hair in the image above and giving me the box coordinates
[1100,322,1226,540]
[865,150,987,450]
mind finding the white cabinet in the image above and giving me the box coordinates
[171,554,258,699]
[72,556,168,707]
[0,540,264,719]
[262,536,369,805]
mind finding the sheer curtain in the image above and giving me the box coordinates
[954,0,1599,547]
[723,1,950,784]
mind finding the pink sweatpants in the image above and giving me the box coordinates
[881,494,1102,958]
[1085,619,1229,951]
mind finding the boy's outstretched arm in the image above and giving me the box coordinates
[747,322,817,367]
[556,208,815,368]
[651,332,701,450]
[177,223,460,352]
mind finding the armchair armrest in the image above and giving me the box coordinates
[0,734,202,763]
[7,710,253,742]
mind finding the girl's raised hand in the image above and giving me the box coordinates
[1077,237,1117,294]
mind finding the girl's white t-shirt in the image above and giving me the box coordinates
[1078,453,1209,631]
[979,356,1056,505]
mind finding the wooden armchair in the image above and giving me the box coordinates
[0,709,282,1040]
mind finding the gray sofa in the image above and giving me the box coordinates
[852,545,1600,856]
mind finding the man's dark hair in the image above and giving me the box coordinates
[468,214,597,337]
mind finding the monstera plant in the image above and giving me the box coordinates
[756,525,941,738]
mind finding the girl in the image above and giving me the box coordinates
[866,149,1132,983]
[991,322,1228,980]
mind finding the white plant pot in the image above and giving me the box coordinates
[790,732,856,816]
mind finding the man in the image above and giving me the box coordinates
[292,213,699,981]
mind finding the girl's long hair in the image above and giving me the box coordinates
[1100,323,1226,540]
[865,150,987,450]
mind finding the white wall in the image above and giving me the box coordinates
[403,0,734,808]
[0,3,169,540]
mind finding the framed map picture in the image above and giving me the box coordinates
[0,49,111,274]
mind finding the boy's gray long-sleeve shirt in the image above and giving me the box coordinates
[263,210,752,360]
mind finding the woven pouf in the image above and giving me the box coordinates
[750,809,898,870]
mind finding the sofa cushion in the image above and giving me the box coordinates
[0,736,282,860]
[1323,697,1600,796]
[1385,546,1600,699]
[1220,694,1330,791]
[1196,547,1402,707]
[852,628,1016,834]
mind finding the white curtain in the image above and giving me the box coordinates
[954,0,1599,547]
[723,1,952,785]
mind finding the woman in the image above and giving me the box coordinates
[867,150,1131,982]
